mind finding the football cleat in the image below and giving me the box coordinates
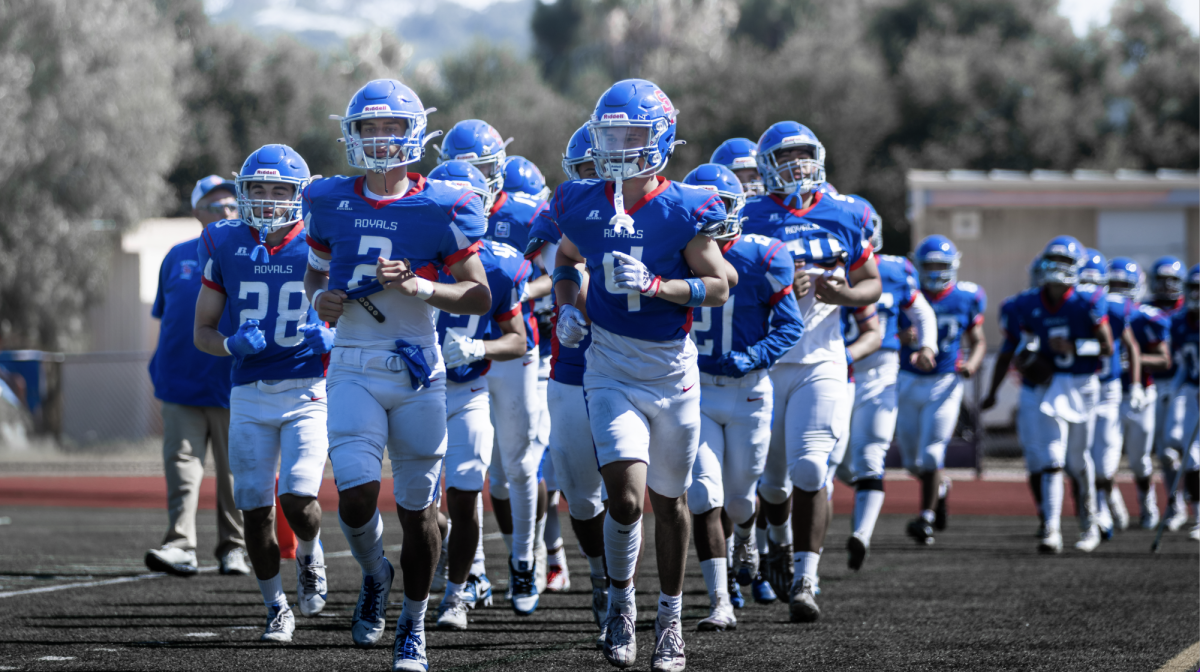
[788,577,820,623]
[260,604,295,643]
[547,562,571,593]
[144,545,198,577]
[463,572,493,609]
[1189,524,1199,541]
[603,609,638,668]
[651,618,687,672]
[732,536,759,586]
[1038,529,1063,555]
[590,576,608,627]
[763,538,794,599]
[295,548,328,617]
[1035,519,1047,539]
[751,572,777,604]
[352,559,394,647]
[727,570,745,609]
[220,547,252,576]
[847,533,869,571]
[1165,506,1188,533]
[906,518,935,546]
[435,597,469,631]
[1075,527,1101,553]
[430,540,449,593]
[934,480,951,531]
[508,556,539,616]
[697,595,737,632]
[392,619,428,672]
[1099,523,1114,542]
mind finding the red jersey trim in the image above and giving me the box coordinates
[305,234,331,253]
[489,190,508,217]
[353,173,426,209]
[971,314,985,327]
[719,236,740,255]
[495,305,521,322]
[769,284,793,305]
[249,222,303,256]
[605,176,670,215]
[929,283,956,303]
[1040,286,1075,314]
[201,277,226,294]
[849,241,874,272]
[444,239,483,267]
[415,264,438,282]
[762,241,785,268]
[769,190,823,219]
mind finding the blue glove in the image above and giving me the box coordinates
[717,348,762,378]
[295,323,335,359]
[226,319,267,365]
[394,339,433,391]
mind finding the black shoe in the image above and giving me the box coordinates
[846,534,868,571]
[934,486,949,531]
[906,518,935,546]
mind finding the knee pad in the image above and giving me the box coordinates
[488,468,510,500]
[855,478,884,493]
[757,481,790,505]
[790,455,828,493]
[724,493,754,525]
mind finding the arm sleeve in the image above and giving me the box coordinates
[693,194,727,238]
[525,206,562,260]
[751,243,805,366]
[197,232,225,295]
[902,291,939,354]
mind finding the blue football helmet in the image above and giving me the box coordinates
[562,123,596,181]
[587,79,680,181]
[235,144,311,234]
[338,79,437,173]
[1028,256,1045,289]
[428,160,493,213]
[1080,248,1108,287]
[710,138,763,195]
[1106,257,1142,298]
[1149,255,1185,301]
[1037,235,1087,286]
[912,235,960,292]
[503,156,549,200]
[438,119,512,198]
[847,194,882,252]
[683,163,745,240]
[1187,264,1200,311]
[755,121,826,196]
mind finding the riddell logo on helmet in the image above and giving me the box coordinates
[255,169,280,175]
[455,152,480,160]
[601,113,628,121]
[781,135,816,147]
[362,104,391,112]
[653,89,674,113]
[731,157,756,169]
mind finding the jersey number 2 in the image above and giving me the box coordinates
[238,281,310,347]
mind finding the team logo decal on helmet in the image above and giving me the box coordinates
[912,234,961,292]
[334,79,438,173]
[235,144,311,261]
[683,163,746,240]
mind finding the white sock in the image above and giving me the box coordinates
[608,583,635,616]
[768,520,792,545]
[853,489,885,540]
[657,591,682,627]
[734,522,754,543]
[603,515,642,582]
[296,528,321,562]
[1043,471,1064,531]
[1097,490,1111,521]
[586,553,606,580]
[548,546,567,568]
[700,558,728,602]
[725,535,734,565]
[534,513,548,554]
[544,500,563,549]
[339,510,386,577]
[473,495,486,575]
[756,523,770,556]
[443,580,465,604]
[401,595,427,631]
[502,533,513,556]
[257,573,287,608]
[792,551,820,585]
[510,476,538,565]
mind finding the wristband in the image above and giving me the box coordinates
[683,277,707,308]
[307,248,330,272]
[415,277,435,301]
[552,266,584,287]
[222,337,232,355]
[1075,339,1101,357]
[312,288,327,308]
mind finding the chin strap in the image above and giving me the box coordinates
[613,175,625,218]
[249,227,269,263]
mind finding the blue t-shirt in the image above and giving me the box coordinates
[900,281,987,376]
[692,233,803,376]
[1003,286,1109,376]
[538,177,726,342]
[148,237,234,408]
[1169,309,1199,387]
[436,240,530,384]
[198,221,325,386]
[528,206,591,386]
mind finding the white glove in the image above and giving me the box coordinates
[517,283,531,303]
[1128,383,1148,411]
[443,330,487,368]
[557,304,589,348]
[612,251,659,295]
[610,213,636,236]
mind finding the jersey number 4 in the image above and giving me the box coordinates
[238,281,310,347]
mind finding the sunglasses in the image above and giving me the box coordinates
[203,201,238,214]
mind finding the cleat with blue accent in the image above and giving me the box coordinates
[260,604,295,642]
[463,572,493,609]
[392,618,428,672]
[352,559,394,647]
[727,570,744,609]
[508,556,539,616]
[751,572,777,604]
[295,545,327,617]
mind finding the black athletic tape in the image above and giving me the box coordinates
[855,478,884,492]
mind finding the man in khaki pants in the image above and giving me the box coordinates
[144,175,248,576]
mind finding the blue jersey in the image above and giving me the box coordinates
[198,221,324,386]
[874,254,921,352]
[900,281,986,376]
[436,240,530,384]
[488,191,547,353]
[741,190,872,365]
[1169,310,1200,387]
[1125,303,1171,388]
[303,174,487,349]
[1097,291,1133,383]
[692,234,803,376]
[539,177,726,342]
[998,292,1036,389]
[1004,286,1109,376]
[1153,298,1186,381]
[528,206,590,386]
[148,238,234,408]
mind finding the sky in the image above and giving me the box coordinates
[1059,0,1199,35]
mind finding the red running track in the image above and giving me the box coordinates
[0,476,1164,517]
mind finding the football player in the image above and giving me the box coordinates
[303,80,491,671]
[1163,265,1199,539]
[843,200,937,568]
[1079,250,1140,538]
[504,155,552,201]
[1108,257,1171,528]
[682,164,803,631]
[896,236,986,545]
[1004,236,1112,554]
[1147,256,1189,530]
[545,79,730,670]
[438,120,549,613]
[742,121,882,622]
[710,138,764,196]
[426,161,532,630]
[194,145,333,643]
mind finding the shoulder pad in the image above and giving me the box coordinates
[957,281,980,294]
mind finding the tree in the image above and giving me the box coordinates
[0,0,183,349]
